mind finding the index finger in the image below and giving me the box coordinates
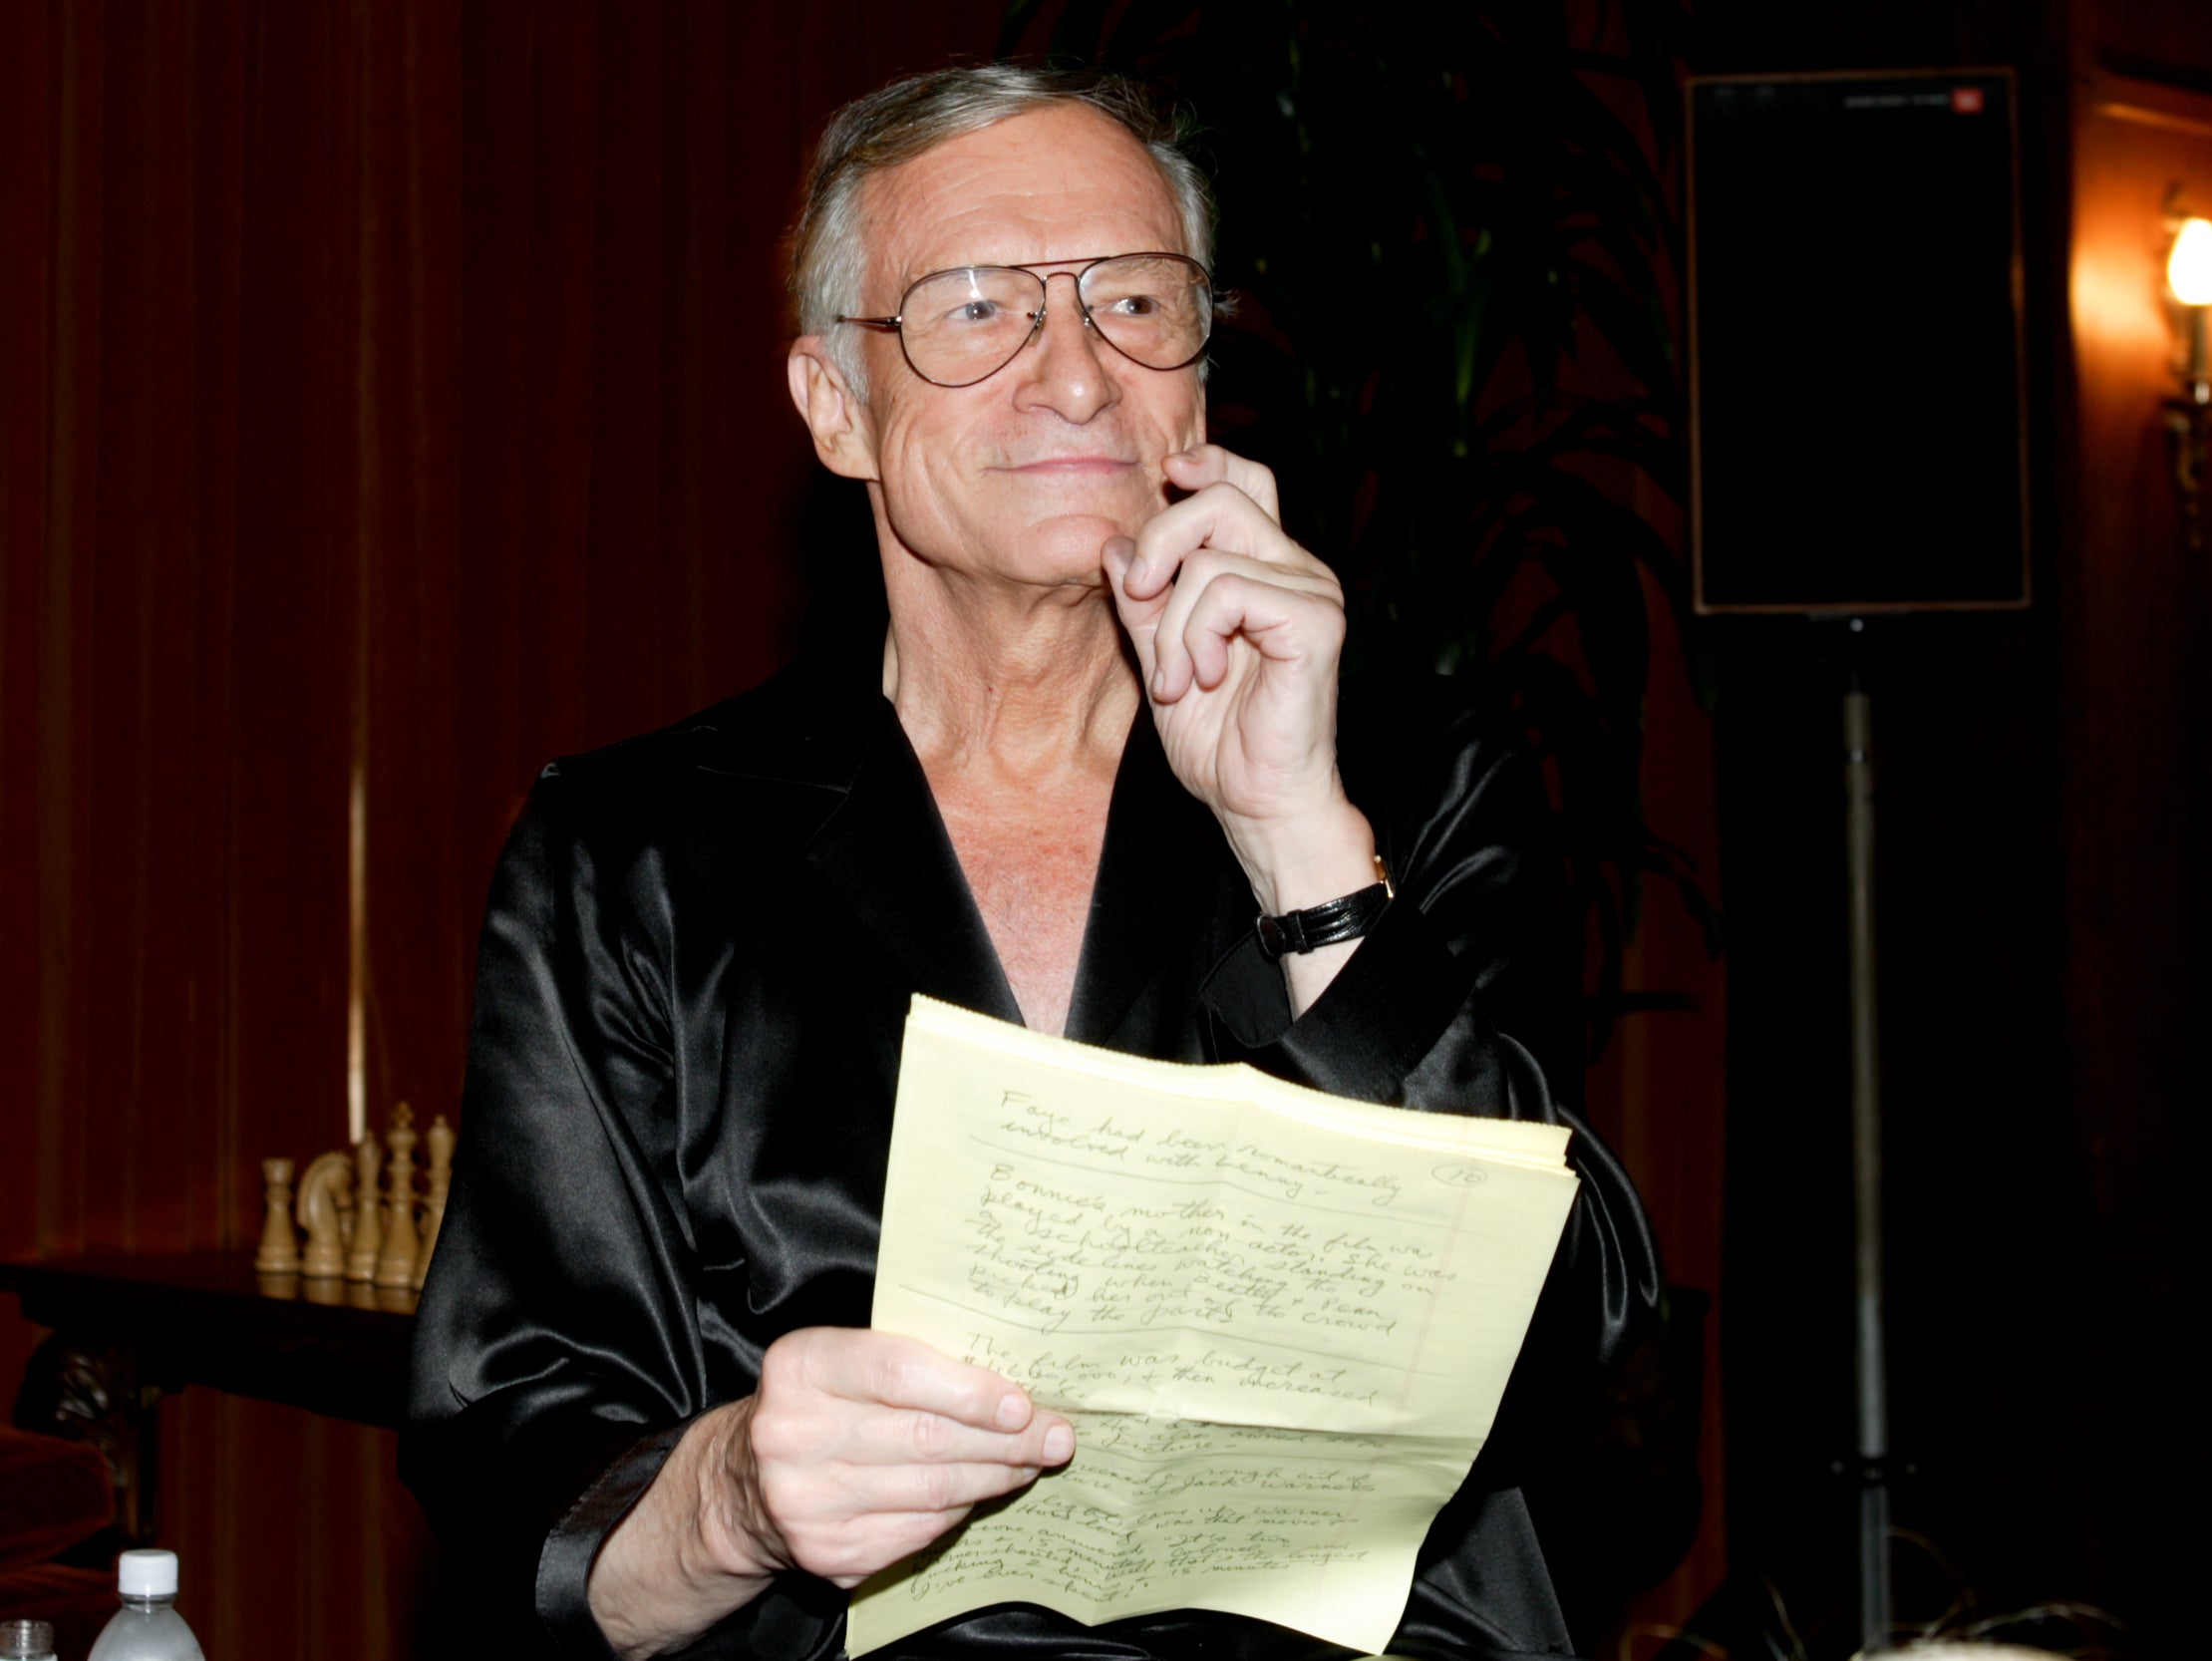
[1128,484,1328,593]
[1163,445,1281,522]
[788,1328,1038,1432]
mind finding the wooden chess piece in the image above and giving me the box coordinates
[346,1132,384,1282]
[374,1104,421,1288]
[254,1159,300,1273]
[412,1114,456,1291]
[295,1151,354,1278]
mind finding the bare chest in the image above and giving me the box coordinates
[931,789,1109,1038]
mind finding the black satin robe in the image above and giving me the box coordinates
[401,642,1661,1660]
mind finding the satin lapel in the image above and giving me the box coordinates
[1064,713,1227,1046]
[801,701,1024,1026]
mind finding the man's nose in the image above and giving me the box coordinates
[1012,270,1117,422]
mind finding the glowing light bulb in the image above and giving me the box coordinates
[2169,216,2212,306]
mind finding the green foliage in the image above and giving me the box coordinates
[1003,0,1718,1054]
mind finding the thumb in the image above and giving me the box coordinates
[1102,535,1163,687]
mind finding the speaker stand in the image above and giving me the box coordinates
[1842,624,1893,1654]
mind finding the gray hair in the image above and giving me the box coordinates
[790,64,1214,394]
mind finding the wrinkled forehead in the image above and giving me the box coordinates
[856,105,1189,303]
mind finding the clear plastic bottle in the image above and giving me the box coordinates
[1,1620,58,1661]
[86,1549,204,1661]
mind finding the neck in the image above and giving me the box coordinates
[880,557,1139,785]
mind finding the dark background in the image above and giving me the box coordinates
[3,1,2207,1658]
[1699,3,2211,1659]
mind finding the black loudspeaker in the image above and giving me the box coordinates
[1688,70,2030,614]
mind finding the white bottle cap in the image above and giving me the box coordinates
[117,1548,178,1597]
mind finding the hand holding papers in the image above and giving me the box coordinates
[848,998,1581,1655]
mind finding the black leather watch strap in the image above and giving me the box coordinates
[1255,856,1395,960]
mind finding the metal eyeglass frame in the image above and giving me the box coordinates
[834,251,1216,388]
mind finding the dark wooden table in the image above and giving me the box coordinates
[0,1253,417,1541]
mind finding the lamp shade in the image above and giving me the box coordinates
[2170,216,2212,305]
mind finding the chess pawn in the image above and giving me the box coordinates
[411,1114,456,1291]
[374,1104,421,1288]
[345,1132,384,1281]
[295,1151,354,1278]
[253,1159,300,1273]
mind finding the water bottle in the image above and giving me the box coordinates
[1,1620,58,1661]
[86,1549,204,1661]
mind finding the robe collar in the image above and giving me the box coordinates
[701,638,1226,1044]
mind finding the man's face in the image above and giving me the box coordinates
[826,105,1207,591]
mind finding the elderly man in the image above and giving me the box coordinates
[405,64,1657,1661]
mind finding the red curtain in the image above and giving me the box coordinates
[0,4,1000,1655]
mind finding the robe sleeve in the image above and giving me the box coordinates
[1196,679,1665,1477]
[401,766,800,1659]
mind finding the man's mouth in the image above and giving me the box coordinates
[996,456,1139,476]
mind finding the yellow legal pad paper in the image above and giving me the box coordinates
[847,996,1580,1657]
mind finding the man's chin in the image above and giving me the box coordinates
[1006,515,1145,586]
[1037,507,1147,545]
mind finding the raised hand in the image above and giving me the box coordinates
[1104,446,1376,922]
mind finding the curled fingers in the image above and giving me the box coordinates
[1149,551,1344,701]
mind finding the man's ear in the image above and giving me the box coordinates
[787,338,878,482]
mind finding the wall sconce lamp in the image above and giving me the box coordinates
[2167,214,2212,549]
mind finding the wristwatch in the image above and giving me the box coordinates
[1254,854,1395,960]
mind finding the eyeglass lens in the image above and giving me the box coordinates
[898,255,1211,387]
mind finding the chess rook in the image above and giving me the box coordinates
[253,1159,299,1274]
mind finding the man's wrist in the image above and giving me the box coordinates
[1222,795,1378,917]
[1256,858,1393,959]
[590,1404,779,1661]
[692,1399,785,1586]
